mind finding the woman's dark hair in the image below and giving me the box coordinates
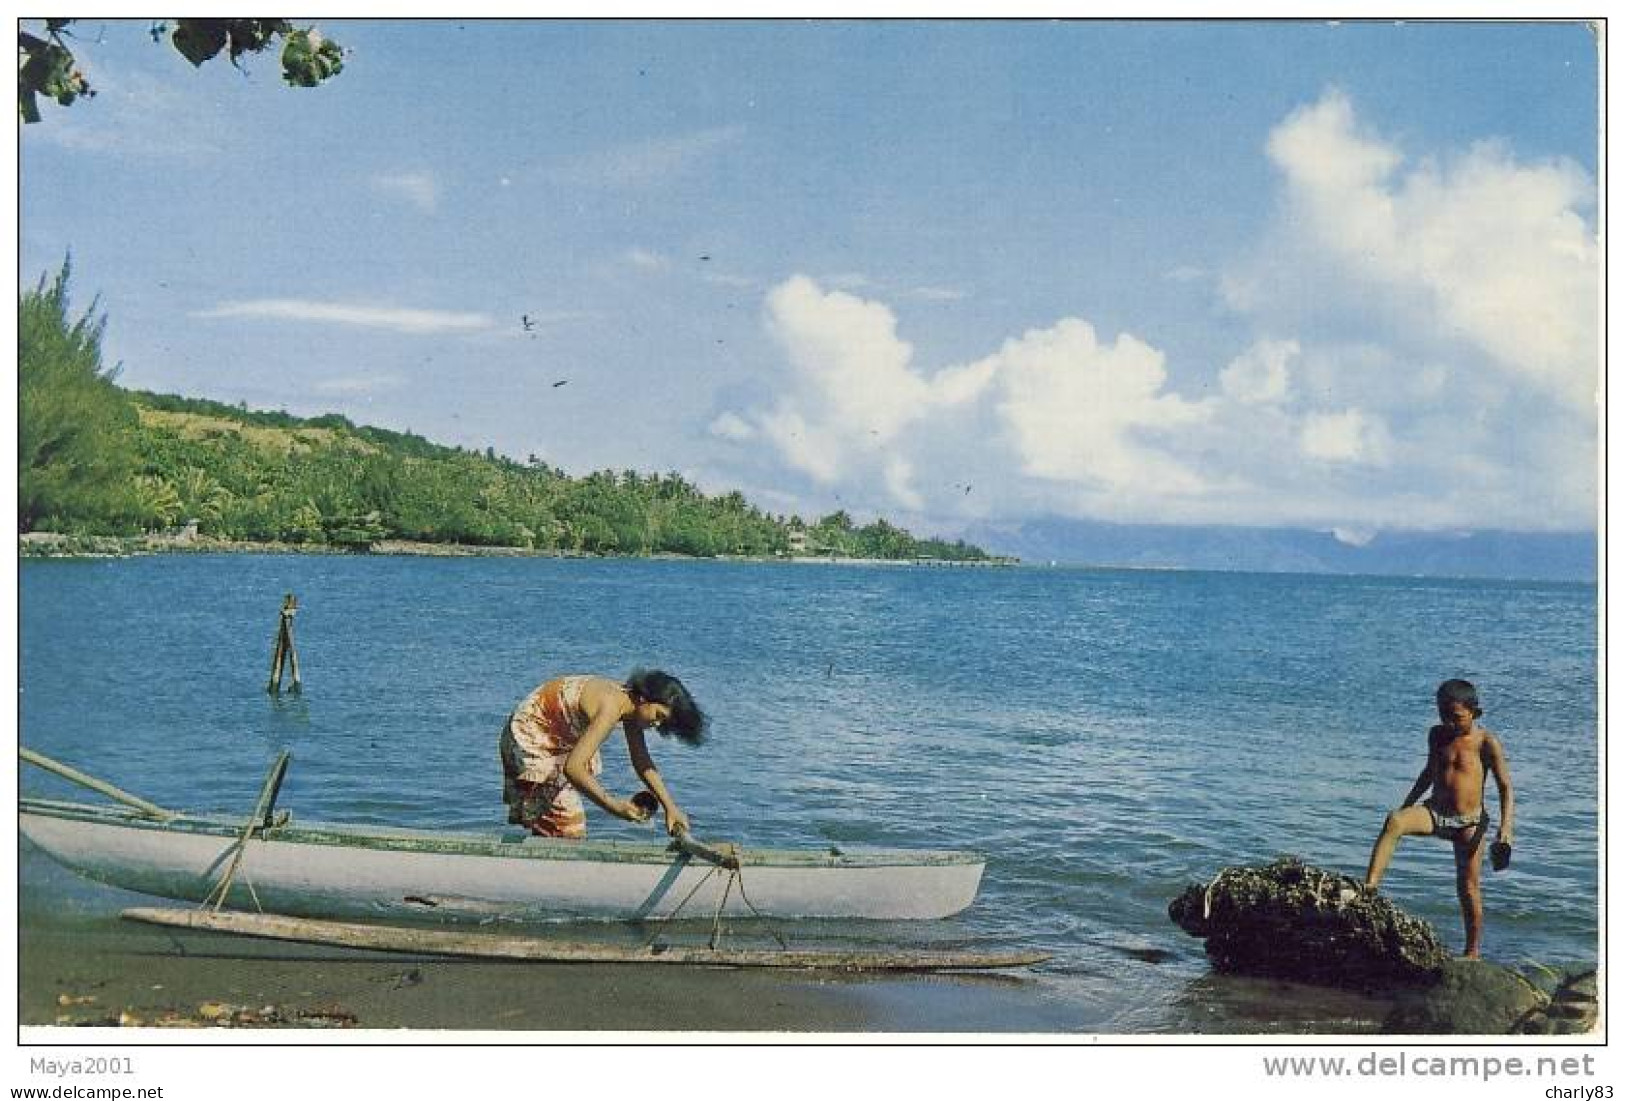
[627,668,707,745]
[1436,678,1483,718]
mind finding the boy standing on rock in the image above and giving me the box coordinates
[1364,679,1516,958]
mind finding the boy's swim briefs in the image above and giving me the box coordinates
[1424,799,1485,839]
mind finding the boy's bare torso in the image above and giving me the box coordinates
[1428,723,1491,817]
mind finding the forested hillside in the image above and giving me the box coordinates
[19,265,996,562]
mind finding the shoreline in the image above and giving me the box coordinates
[18,533,1019,568]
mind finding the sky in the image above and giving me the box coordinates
[17,18,1601,544]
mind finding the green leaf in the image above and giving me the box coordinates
[280,29,343,88]
[170,20,229,67]
[19,38,92,111]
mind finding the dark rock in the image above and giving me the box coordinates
[1120,946,1176,965]
[1560,971,1598,1002]
[1523,970,1600,1035]
[1385,959,1549,1034]
[1168,856,1448,990]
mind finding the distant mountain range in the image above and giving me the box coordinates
[963,517,1597,582]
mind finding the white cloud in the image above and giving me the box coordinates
[709,92,1596,537]
[759,406,842,484]
[764,276,932,446]
[1299,409,1389,465]
[373,170,439,213]
[549,126,745,188]
[883,456,924,511]
[196,299,494,335]
[1265,89,1597,413]
[729,278,1208,514]
[707,411,755,441]
[989,319,1210,494]
[732,278,995,505]
[628,248,669,271]
[1220,339,1296,405]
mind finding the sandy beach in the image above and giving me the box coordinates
[22,917,1076,1034]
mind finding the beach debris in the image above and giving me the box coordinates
[52,1000,358,1029]
[297,1005,360,1028]
[56,993,98,1007]
[1168,856,1448,989]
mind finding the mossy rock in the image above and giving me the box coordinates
[1169,856,1448,990]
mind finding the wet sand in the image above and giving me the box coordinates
[22,913,1076,1033]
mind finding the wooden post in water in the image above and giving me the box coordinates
[267,594,302,695]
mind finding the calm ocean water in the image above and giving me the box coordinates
[18,554,1598,1032]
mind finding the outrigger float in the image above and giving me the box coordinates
[20,748,1048,972]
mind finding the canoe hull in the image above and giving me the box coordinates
[19,803,984,922]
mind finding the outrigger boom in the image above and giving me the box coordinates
[121,907,1050,971]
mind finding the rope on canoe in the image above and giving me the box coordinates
[200,752,291,914]
[708,872,736,949]
[201,819,262,913]
[728,869,789,951]
[641,844,789,955]
[642,864,726,950]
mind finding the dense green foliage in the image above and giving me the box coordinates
[18,262,142,533]
[19,19,343,123]
[19,271,996,562]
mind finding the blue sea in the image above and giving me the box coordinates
[18,554,1599,1032]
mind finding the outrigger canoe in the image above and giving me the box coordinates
[19,751,986,924]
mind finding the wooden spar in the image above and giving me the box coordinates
[255,751,292,829]
[121,907,1052,971]
[19,748,177,821]
[267,611,286,693]
[671,829,742,870]
[203,752,292,911]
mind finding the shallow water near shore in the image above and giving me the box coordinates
[18,554,1598,1032]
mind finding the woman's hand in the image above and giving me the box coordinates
[664,805,691,837]
[613,797,651,823]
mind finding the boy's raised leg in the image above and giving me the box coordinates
[1364,804,1434,889]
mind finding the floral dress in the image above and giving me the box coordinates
[498,675,604,838]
